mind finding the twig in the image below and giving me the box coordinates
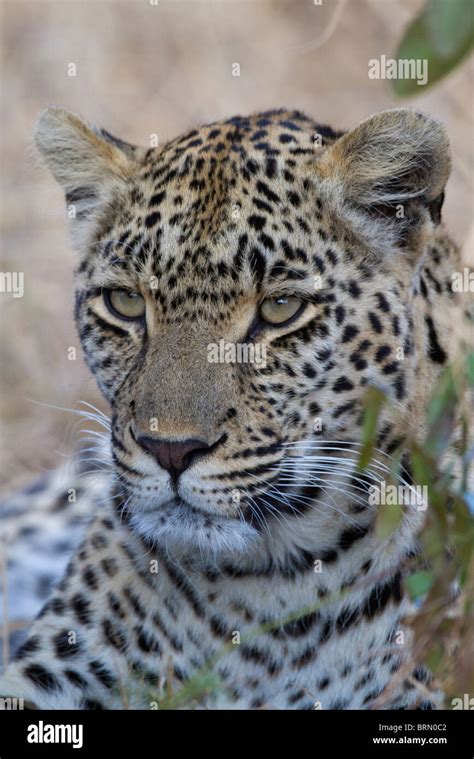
[0,537,9,668]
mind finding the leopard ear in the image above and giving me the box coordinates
[35,107,139,250]
[318,108,451,255]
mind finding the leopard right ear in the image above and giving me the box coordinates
[316,108,451,257]
[35,107,139,250]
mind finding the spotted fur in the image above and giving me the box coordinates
[0,107,463,709]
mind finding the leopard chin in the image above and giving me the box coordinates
[128,495,260,560]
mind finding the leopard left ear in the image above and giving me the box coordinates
[35,107,141,251]
[317,108,451,255]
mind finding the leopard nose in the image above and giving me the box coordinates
[136,436,214,477]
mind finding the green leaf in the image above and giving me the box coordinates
[425,644,444,674]
[425,367,458,456]
[467,351,474,388]
[393,0,474,96]
[405,570,435,600]
[357,386,386,470]
[157,669,222,709]
[375,502,404,541]
[427,0,474,57]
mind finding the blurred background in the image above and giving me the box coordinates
[0,0,473,494]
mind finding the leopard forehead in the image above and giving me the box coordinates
[77,109,347,308]
[34,105,450,321]
[62,105,449,323]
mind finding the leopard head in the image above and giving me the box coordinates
[35,106,451,564]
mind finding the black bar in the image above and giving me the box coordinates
[0,709,472,756]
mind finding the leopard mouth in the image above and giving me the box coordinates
[134,471,322,528]
[118,461,327,557]
[139,495,234,520]
[165,496,236,523]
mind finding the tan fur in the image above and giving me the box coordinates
[0,107,463,711]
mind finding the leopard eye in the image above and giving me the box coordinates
[259,296,304,325]
[105,289,146,320]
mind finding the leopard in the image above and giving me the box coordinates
[0,105,464,710]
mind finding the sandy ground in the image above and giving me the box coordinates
[0,0,473,493]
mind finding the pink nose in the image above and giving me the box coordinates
[136,436,212,478]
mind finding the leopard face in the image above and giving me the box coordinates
[36,107,451,562]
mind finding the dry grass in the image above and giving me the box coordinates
[0,0,473,493]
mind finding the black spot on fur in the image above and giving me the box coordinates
[275,611,319,638]
[53,630,82,659]
[14,635,41,660]
[89,660,117,689]
[82,567,99,590]
[64,669,88,688]
[361,574,402,620]
[145,211,161,228]
[333,377,354,393]
[24,663,60,692]
[70,593,92,625]
[425,315,447,363]
[368,311,383,333]
[136,627,162,654]
[339,524,370,551]
[81,698,105,710]
[102,619,128,652]
[341,325,359,343]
